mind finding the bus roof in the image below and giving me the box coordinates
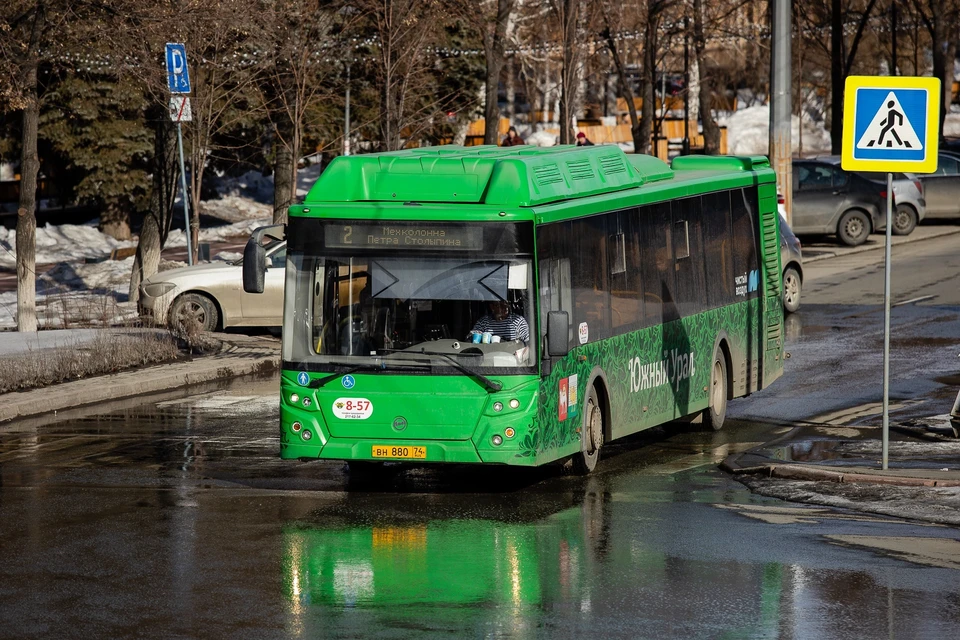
[299,145,773,210]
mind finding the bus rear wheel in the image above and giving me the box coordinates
[702,349,728,431]
[573,386,603,474]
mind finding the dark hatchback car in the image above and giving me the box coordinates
[792,159,888,246]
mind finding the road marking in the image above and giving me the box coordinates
[893,294,936,306]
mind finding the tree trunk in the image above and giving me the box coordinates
[273,113,295,224]
[130,111,179,305]
[830,0,842,154]
[99,205,131,241]
[603,25,644,153]
[483,0,516,145]
[638,6,658,156]
[557,0,581,145]
[17,60,40,332]
[693,0,720,154]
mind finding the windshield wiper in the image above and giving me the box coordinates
[415,350,502,393]
[308,363,386,389]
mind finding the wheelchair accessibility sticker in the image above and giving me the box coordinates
[841,76,940,173]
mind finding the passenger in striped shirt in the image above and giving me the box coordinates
[469,300,529,343]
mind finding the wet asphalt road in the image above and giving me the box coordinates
[2,234,960,638]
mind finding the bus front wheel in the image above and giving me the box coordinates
[702,349,728,431]
[573,386,603,474]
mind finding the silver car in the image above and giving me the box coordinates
[916,151,960,219]
[139,241,286,331]
[779,216,803,313]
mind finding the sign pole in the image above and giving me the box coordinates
[881,172,893,469]
[176,122,194,266]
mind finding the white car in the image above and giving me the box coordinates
[138,241,286,331]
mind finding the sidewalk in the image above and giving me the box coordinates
[0,331,280,423]
[801,224,960,263]
[721,423,960,488]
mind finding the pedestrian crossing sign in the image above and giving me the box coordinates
[842,76,940,173]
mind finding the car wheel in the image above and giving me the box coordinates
[169,293,219,333]
[782,266,801,314]
[837,209,870,246]
[892,204,918,236]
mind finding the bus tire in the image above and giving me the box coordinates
[573,386,603,474]
[702,348,728,431]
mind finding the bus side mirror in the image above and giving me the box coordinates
[547,310,570,357]
[243,224,285,294]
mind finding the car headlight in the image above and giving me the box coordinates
[142,282,176,297]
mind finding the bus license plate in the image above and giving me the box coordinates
[372,445,426,459]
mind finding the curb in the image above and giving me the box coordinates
[722,457,960,488]
[803,227,960,263]
[0,349,280,424]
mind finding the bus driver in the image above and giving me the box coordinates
[469,300,530,343]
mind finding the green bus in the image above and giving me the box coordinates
[243,145,784,472]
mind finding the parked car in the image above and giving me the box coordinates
[139,240,286,331]
[816,156,925,236]
[916,151,960,219]
[779,216,803,314]
[791,159,888,246]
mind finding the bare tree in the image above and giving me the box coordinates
[691,0,720,153]
[355,0,444,151]
[550,0,585,144]
[600,1,648,152]
[911,0,960,138]
[256,1,341,223]
[0,1,105,331]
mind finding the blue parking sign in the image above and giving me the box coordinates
[165,43,191,94]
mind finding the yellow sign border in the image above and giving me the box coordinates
[841,75,941,174]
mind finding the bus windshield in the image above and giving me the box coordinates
[283,253,536,373]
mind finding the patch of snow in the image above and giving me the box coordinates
[943,113,960,137]
[215,251,242,263]
[0,222,136,268]
[526,130,558,147]
[0,257,137,329]
[719,105,832,156]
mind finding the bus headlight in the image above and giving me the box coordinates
[302,397,312,408]
[290,393,300,404]
[302,430,313,441]
[509,399,520,409]
[493,402,503,412]
[492,435,503,446]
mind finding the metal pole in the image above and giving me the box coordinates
[882,172,893,470]
[176,121,194,266]
[891,2,897,76]
[770,0,793,226]
[683,18,690,155]
[344,62,351,156]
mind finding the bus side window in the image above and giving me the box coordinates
[731,188,759,296]
[703,191,734,307]
[673,196,707,317]
[610,209,643,331]
[640,202,672,325]
[538,257,572,345]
